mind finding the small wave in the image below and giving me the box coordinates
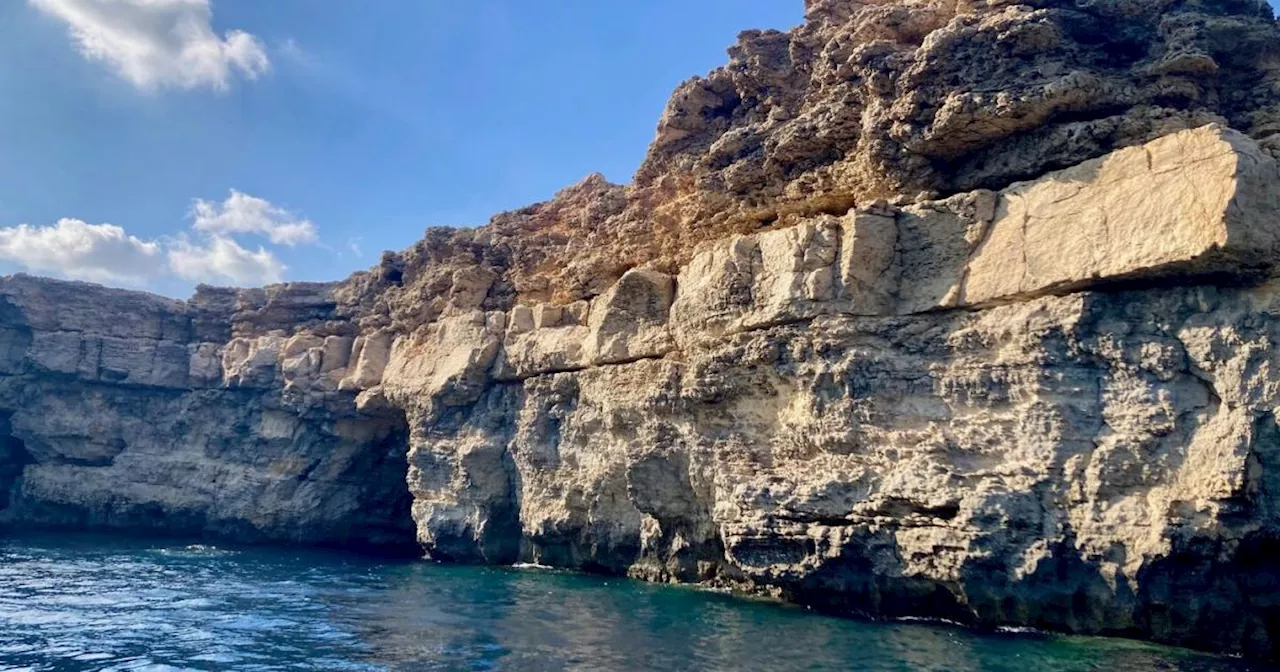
[996,625,1045,635]
[152,544,237,558]
[510,562,555,570]
[894,616,966,628]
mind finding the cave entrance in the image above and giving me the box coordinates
[336,407,421,559]
[0,412,32,513]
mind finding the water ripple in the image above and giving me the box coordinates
[0,533,1262,672]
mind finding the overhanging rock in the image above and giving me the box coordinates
[668,125,1280,347]
[960,125,1280,307]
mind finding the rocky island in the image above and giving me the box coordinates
[4,0,1280,661]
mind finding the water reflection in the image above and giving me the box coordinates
[330,562,1252,672]
[0,533,1261,672]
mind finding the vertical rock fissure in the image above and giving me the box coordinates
[342,409,421,558]
[0,411,31,514]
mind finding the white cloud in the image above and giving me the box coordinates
[192,190,317,246]
[30,0,270,91]
[0,218,164,284]
[2,189,313,290]
[168,234,285,285]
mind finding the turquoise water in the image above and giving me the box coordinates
[0,534,1260,671]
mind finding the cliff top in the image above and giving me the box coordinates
[336,0,1280,335]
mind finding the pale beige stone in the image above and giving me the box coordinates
[838,209,898,316]
[320,336,354,374]
[963,126,1280,306]
[381,312,502,410]
[587,269,675,365]
[341,330,393,391]
[7,6,1280,659]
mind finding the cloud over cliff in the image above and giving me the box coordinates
[191,190,317,247]
[30,0,270,91]
[0,218,162,285]
[0,191,307,287]
[167,233,285,285]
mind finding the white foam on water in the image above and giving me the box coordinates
[894,616,967,628]
[510,562,555,570]
[995,625,1045,635]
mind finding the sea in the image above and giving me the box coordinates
[0,533,1261,671]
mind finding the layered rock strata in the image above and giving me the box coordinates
[5,0,1280,661]
[381,125,1280,659]
[0,280,417,555]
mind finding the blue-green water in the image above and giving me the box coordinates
[0,534,1261,671]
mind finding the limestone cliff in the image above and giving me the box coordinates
[5,0,1280,661]
[0,280,417,555]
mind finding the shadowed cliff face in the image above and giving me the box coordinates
[7,0,1280,662]
[0,413,32,512]
[0,280,419,557]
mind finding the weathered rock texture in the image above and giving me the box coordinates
[0,279,417,555]
[382,124,1280,660]
[336,0,1280,317]
[6,0,1280,661]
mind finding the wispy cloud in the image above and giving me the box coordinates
[274,36,442,149]
[30,0,269,91]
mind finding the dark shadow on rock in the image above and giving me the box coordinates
[0,411,32,514]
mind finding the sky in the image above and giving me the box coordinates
[0,1,802,297]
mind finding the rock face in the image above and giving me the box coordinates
[5,0,1280,661]
[335,0,1280,318]
[0,279,417,555]
[387,125,1280,659]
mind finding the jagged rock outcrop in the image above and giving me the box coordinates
[338,0,1280,320]
[5,0,1280,661]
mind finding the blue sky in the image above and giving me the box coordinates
[0,1,801,297]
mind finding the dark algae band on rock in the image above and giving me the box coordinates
[7,0,1280,662]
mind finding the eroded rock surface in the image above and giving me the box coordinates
[5,0,1280,661]
[336,0,1280,321]
[0,278,417,555]
[384,126,1280,659]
